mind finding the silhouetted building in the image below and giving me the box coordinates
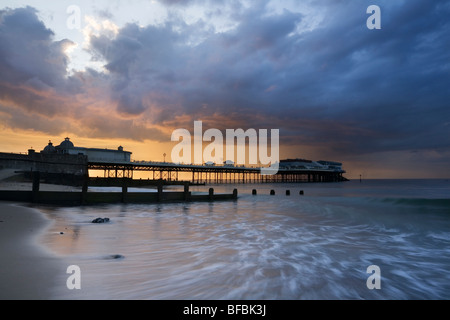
[280,158,343,172]
[41,138,131,163]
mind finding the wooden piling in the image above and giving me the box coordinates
[32,171,40,203]
[270,190,275,195]
[122,181,128,203]
[184,182,190,201]
[81,174,89,204]
[286,190,290,196]
[252,189,257,195]
[157,181,163,201]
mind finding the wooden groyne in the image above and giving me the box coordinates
[0,189,238,206]
[87,177,204,187]
[0,173,237,206]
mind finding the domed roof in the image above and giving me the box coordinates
[59,137,74,149]
[43,140,56,153]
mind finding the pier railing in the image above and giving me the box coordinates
[88,160,347,184]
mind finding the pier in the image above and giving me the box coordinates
[88,160,347,184]
[0,150,347,186]
[0,141,347,205]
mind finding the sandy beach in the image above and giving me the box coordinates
[0,201,67,299]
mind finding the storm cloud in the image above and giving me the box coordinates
[0,5,167,141]
[1,0,449,175]
[87,0,450,154]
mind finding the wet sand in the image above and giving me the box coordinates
[0,201,67,299]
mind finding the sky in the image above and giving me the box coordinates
[0,0,449,179]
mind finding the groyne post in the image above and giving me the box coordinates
[157,180,163,202]
[209,188,214,201]
[32,171,40,203]
[122,179,128,203]
[184,182,190,201]
[81,174,89,204]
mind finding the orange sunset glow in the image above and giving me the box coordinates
[1,1,449,179]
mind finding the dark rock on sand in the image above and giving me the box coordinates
[92,217,110,223]
[104,254,124,260]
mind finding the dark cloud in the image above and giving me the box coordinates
[0,6,167,141]
[85,0,450,155]
[86,3,303,120]
[0,7,60,86]
[0,6,80,117]
[1,1,450,175]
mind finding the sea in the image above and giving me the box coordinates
[36,179,450,300]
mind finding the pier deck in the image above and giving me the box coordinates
[88,160,347,184]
